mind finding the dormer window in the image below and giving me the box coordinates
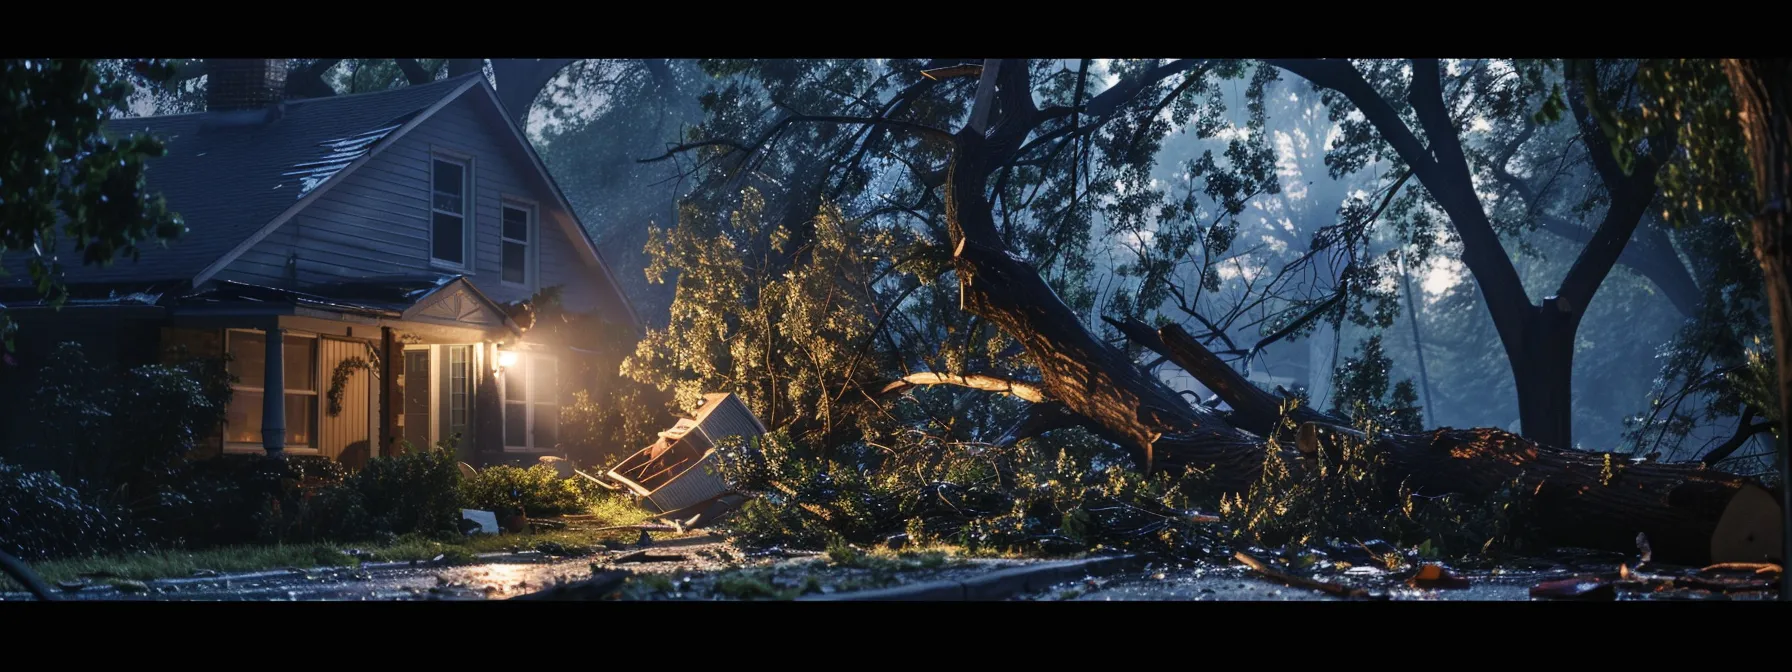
[430,154,472,268]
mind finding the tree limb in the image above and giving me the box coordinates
[1269,58,1534,353]
[994,401,1084,446]
[1487,130,1702,317]
[284,59,342,99]
[877,372,1051,404]
[394,58,433,85]
[1555,74,1674,318]
[1703,407,1774,466]
[641,114,953,164]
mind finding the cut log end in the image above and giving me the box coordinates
[1711,483,1784,564]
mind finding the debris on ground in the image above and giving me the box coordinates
[511,571,631,601]
[1234,551,1375,599]
[460,509,500,535]
[1529,577,1617,600]
[609,550,689,565]
[1408,564,1471,590]
[601,393,764,515]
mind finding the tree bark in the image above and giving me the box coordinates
[1511,304,1577,451]
[1152,322,1764,565]
[1264,60,1671,452]
[1724,58,1792,580]
[919,59,1776,565]
[1345,425,1757,565]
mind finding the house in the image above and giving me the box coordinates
[0,60,643,469]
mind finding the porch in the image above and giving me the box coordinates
[170,275,569,468]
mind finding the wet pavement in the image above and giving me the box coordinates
[1023,561,1780,601]
[1028,564,1535,601]
[4,535,740,601]
[11,539,1775,602]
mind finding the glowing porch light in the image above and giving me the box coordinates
[497,350,519,369]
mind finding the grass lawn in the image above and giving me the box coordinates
[4,497,661,591]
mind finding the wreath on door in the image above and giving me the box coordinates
[327,356,376,417]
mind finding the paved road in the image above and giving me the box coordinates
[1039,564,1537,601]
[4,535,736,601]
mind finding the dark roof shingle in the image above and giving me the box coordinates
[2,74,479,288]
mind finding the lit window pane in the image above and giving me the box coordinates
[505,358,526,401]
[530,357,556,401]
[286,394,316,447]
[229,331,266,388]
[505,403,527,447]
[449,346,469,435]
[534,407,558,448]
[284,336,315,390]
[433,212,463,263]
[226,390,263,443]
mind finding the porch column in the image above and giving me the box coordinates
[262,326,286,456]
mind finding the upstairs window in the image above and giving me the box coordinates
[431,156,471,267]
[501,201,534,286]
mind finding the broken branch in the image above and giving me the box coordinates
[878,372,1050,404]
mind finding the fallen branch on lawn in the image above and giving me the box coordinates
[1233,551,1374,599]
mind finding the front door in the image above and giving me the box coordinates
[401,348,432,450]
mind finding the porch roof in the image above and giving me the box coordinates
[173,274,523,336]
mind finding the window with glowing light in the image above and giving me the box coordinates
[223,329,318,451]
[502,351,559,451]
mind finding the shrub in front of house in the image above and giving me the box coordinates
[0,459,143,561]
[300,444,465,542]
[145,455,348,548]
[12,342,232,495]
[460,464,597,517]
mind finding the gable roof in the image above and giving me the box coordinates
[2,73,642,330]
[2,74,479,288]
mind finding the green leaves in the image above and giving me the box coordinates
[1329,335,1424,433]
[1532,84,1567,125]
[2,59,184,348]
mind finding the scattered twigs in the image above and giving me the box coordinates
[1702,562,1782,575]
[1234,551,1373,599]
[509,571,631,601]
[609,550,690,565]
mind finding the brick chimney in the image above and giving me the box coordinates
[205,59,288,112]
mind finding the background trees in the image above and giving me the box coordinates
[51,57,1778,562]
[1,59,183,348]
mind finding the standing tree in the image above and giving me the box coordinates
[0,59,183,348]
[1266,59,1675,452]
[1721,58,1792,594]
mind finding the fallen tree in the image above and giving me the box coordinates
[661,58,1782,566]
[933,69,1778,566]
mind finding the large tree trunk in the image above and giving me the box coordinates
[1724,59,1792,581]
[942,120,1769,564]
[1337,426,1758,565]
[1149,325,1769,565]
[1512,304,1578,451]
